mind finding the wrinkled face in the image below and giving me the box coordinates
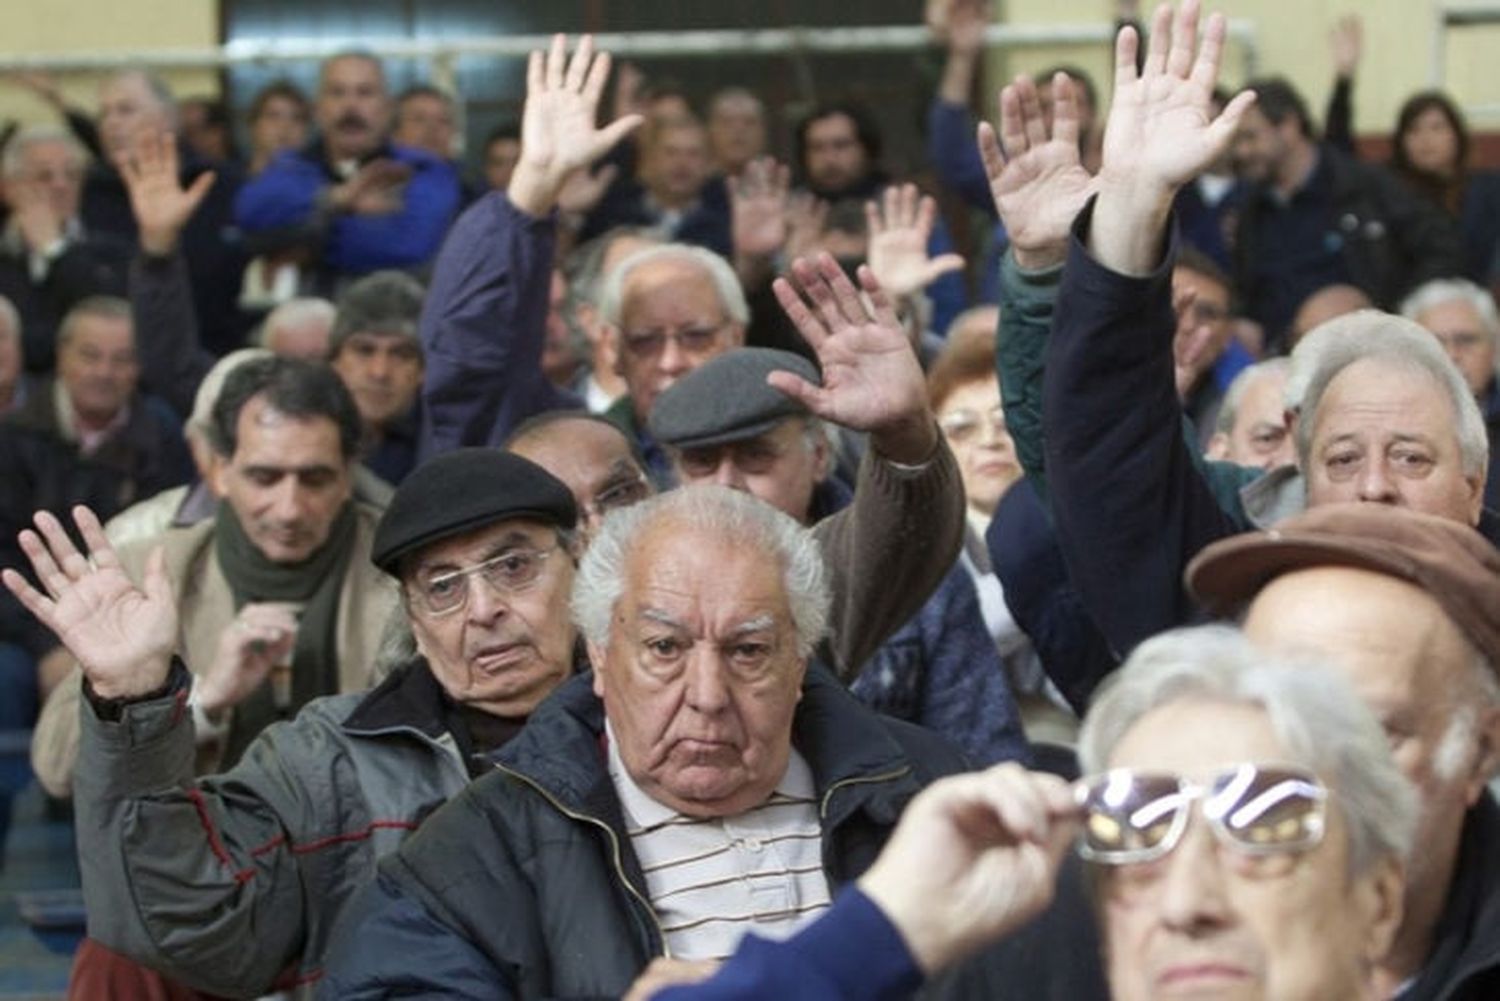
[1102,698,1393,1001]
[251,94,309,160]
[405,518,577,716]
[210,397,352,564]
[330,331,423,428]
[317,56,391,161]
[1232,107,1291,186]
[1243,568,1491,933]
[483,136,521,191]
[672,418,828,524]
[394,93,455,159]
[98,74,173,165]
[937,375,1020,516]
[6,138,84,222]
[1304,358,1483,525]
[803,114,869,194]
[641,123,710,205]
[510,418,652,545]
[612,260,742,422]
[1413,299,1497,397]
[591,523,806,817]
[1210,368,1293,470]
[708,95,766,172]
[1402,107,1460,178]
[57,313,138,425]
[1172,267,1233,389]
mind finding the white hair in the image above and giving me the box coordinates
[1289,310,1489,478]
[1400,277,1500,383]
[1080,625,1417,876]
[599,244,750,329]
[1433,648,1500,783]
[571,486,830,658]
[1,124,87,180]
[258,297,336,349]
[1215,357,1290,435]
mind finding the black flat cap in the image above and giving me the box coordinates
[648,348,820,449]
[371,448,577,574]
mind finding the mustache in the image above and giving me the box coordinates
[335,113,369,131]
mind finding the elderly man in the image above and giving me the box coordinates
[0,296,190,674]
[234,51,461,292]
[1203,357,1293,470]
[82,69,247,353]
[1,447,582,997]
[319,485,968,996]
[28,356,392,802]
[632,625,1412,1001]
[1187,503,1500,1000]
[649,347,1024,764]
[983,1,1497,661]
[258,296,336,358]
[328,270,426,485]
[1401,277,1500,509]
[0,125,130,373]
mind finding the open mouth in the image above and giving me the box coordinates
[472,642,529,673]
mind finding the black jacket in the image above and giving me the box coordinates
[1405,793,1500,1001]
[318,667,966,999]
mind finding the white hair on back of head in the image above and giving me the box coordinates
[598,244,749,328]
[1080,624,1417,877]
[571,486,829,658]
[1215,357,1290,435]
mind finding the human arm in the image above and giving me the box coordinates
[1324,15,1360,154]
[420,35,641,457]
[927,0,1000,214]
[122,131,217,417]
[729,156,790,288]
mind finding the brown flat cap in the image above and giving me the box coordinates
[1187,503,1500,669]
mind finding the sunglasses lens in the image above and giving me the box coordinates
[1207,765,1326,851]
[1078,772,1187,862]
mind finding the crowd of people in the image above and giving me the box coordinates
[0,0,1498,998]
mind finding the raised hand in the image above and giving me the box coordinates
[1330,14,1362,78]
[865,183,965,301]
[978,72,1097,270]
[770,254,935,464]
[509,34,644,217]
[122,131,216,256]
[783,191,828,263]
[1,507,177,700]
[5,176,63,253]
[858,764,1079,973]
[555,162,619,217]
[730,156,790,263]
[329,159,411,217]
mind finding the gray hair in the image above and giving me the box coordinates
[564,226,665,311]
[1,124,87,180]
[328,271,426,358]
[1434,648,1500,782]
[1080,625,1417,877]
[188,348,272,439]
[599,244,749,329]
[104,68,179,125]
[57,296,132,352]
[1215,357,1290,435]
[1290,310,1488,478]
[1400,278,1500,382]
[571,486,830,658]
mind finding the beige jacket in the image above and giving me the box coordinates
[31,502,397,797]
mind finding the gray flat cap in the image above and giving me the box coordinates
[648,348,821,448]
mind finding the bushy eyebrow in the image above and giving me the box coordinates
[637,609,777,640]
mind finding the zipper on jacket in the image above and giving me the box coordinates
[818,767,912,821]
[492,763,673,959]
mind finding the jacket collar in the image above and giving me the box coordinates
[342,657,450,740]
[1410,792,1500,995]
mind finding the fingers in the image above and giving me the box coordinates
[15,528,67,600]
[71,505,120,571]
[977,120,1006,184]
[997,83,1028,160]
[564,34,593,92]
[922,253,967,285]
[594,115,644,158]
[582,46,613,106]
[765,369,827,414]
[526,48,544,99]
[1,566,55,628]
[1050,73,1080,150]
[32,510,88,583]
[184,170,217,211]
[142,544,174,608]
[813,253,869,328]
[1190,11,1229,93]
[856,265,901,331]
[1143,2,1173,78]
[1114,24,1141,92]
[545,33,566,91]
[1206,87,1258,152]
[1165,0,1200,80]
[770,273,828,351]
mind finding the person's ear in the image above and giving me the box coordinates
[606,326,626,378]
[588,641,608,699]
[1354,853,1405,969]
[1205,431,1230,461]
[1463,699,1500,806]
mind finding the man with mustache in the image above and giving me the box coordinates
[234,51,462,296]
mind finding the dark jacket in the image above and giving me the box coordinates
[1482,380,1500,512]
[1406,792,1500,1001]
[1233,145,1466,348]
[318,667,967,999]
[73,659,474,997]
[580,175,733,259]
[234,139,460,290]
[0,227,130,374]
[0,382,191,657]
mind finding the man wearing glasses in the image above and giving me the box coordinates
[1,447,587,996]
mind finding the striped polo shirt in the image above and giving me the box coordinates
[606,726,832,961]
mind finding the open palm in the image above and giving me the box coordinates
[2,508,177,699]
[520,35,642,189]
[122,131,215,252]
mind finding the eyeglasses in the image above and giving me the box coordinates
[1075,763,1328,865]
[1430,330,1489,354]
[408,546,557,617]
[938,406,1008,446]
[582,472,651,523]
[620,322,729,359]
